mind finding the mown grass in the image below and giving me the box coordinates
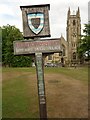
[44,67,88,83]
[2,67,39,118]
[2,67,36,73]
[2,66,88,118]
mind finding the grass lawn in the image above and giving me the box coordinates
[2,67,88,118]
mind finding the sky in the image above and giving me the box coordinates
[88,1,90,22]
[0,0,89,39]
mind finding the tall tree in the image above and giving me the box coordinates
[77,24,90,61]
[2,25,32,67]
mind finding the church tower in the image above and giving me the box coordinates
[67,7,81,62]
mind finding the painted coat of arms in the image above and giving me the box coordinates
[27,12,44,34]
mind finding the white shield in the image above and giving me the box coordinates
[27,12,44,34]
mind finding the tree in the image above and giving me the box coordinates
[77,24,90,62]
[2,25,32,67]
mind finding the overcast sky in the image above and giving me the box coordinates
[0,0,89,39]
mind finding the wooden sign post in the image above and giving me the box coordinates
[35,52,47,118]
[13,4,61,119]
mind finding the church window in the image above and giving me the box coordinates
[62,44,65,56]
[73,32,76,37]
[72,42,76,47]
[61,57,64,64]
[59,51,62,56]
[73,20,76,26]
[73,52,76,59]
[48,55,52,60]
[63,49,65,56]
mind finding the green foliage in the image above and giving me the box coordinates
[1,25,32,67]
[77,24,90,61]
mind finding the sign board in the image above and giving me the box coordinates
[13,39,61,55]
[20,4,50,38]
